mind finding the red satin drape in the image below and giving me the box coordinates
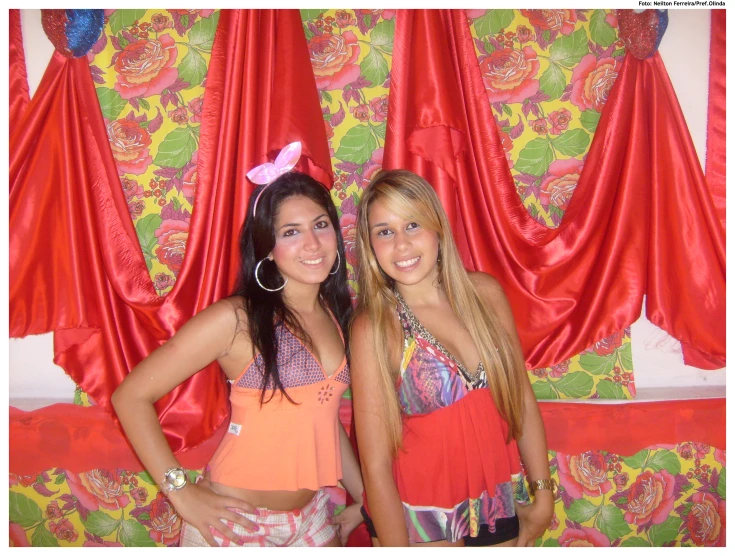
[384,10,725,370]
[9,397,725,475]
[705,10,726,230]
[9,10,332,452]
[9,9,30,140]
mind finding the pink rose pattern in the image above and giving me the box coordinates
[479,46,541,104]
[469,9,625,228]
[534,445,725,547]
[10,469,201,546]
[91,10,218,297]
[113,33,178,100]
[558,526,611,547]
[10,444,724,546]
[539,158,583,212]
[309,30,361,90]
[466,11,634,400]
[308,9,394,308]
[557,450,612,498]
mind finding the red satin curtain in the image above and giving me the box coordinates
[705,10,726,230]
[9,9,30,142]
[10,397,725,475]
[9,10,332,452]
[384,10,725,370]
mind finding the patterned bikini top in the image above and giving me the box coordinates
[208,318,350,491]
[232,322,351,391]
[394,290,488,416]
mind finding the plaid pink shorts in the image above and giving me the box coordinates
[179,488,337,547]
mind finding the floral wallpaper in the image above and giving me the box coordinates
[539,443,726,547]
[12,9,720,548]
[467,9,623,227]
[466,9,634,400]
[9,444,725,547]
[304,8,395,305]
[10,469,199,547]
[77,8,635,401]
[90,9,215,296]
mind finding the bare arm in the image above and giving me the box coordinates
[332,424,365,545]
[111,299,257,546]
[350,313,409,547]
[338,424,364,504]
[471,273,554,546]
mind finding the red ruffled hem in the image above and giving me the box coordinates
[393,388,523,508]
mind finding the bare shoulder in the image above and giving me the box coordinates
[350,310,374,340]
[468,274,526,364]
[169,297,247,355]
[191,297,242,332]
[218,295,249,331]
[349,308,402,370]
[351,307,402,342]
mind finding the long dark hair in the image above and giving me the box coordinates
[232,172,352,404]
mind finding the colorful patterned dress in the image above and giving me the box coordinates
[380,290,530,543]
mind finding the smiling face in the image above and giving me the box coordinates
[269,195,338,288]
[367,198,440,290]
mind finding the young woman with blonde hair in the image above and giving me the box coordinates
[350,169,554,547]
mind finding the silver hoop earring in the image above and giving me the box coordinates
[255,258,288,292]
[329,251,341,275]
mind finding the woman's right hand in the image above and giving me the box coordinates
[169,479,259,547]
[109,300,258,546]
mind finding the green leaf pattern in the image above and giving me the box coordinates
[90,9,216,297]
[10,443,723,546]
[544,443,725,546]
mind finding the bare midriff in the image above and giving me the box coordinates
[206,320,350,510]
[209,481,317,511]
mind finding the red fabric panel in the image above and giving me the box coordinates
[705,10,726,230]
[10,398,725,475]
[9,9,30,140]
[539,398,725,457]
[9,405,227,476]
[384,10,725,370]
[9,10,332,452]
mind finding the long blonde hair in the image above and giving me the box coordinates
[354,169,526,455]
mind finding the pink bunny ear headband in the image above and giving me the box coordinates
[247,141,302,216]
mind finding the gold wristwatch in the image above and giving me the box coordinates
[528,478,557,497]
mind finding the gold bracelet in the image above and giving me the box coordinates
[528,478,557,497]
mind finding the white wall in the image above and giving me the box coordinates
[11,10,76,407]
[9,9,725,407]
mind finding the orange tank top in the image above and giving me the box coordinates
[208,322,350,491]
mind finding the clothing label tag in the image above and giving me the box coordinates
[228,423,242,436]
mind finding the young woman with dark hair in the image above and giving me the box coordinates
[112,147,364,547]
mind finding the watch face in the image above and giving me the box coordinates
[167,469,187,489]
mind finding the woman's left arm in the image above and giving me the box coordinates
[472,273,554,547]
[514,370,555,546]
[338,424,364,503]
[332,423,365,545]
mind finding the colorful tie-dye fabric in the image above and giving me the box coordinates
[395,290,488,415]
[402,482,521,543]
[389,291,530,543]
